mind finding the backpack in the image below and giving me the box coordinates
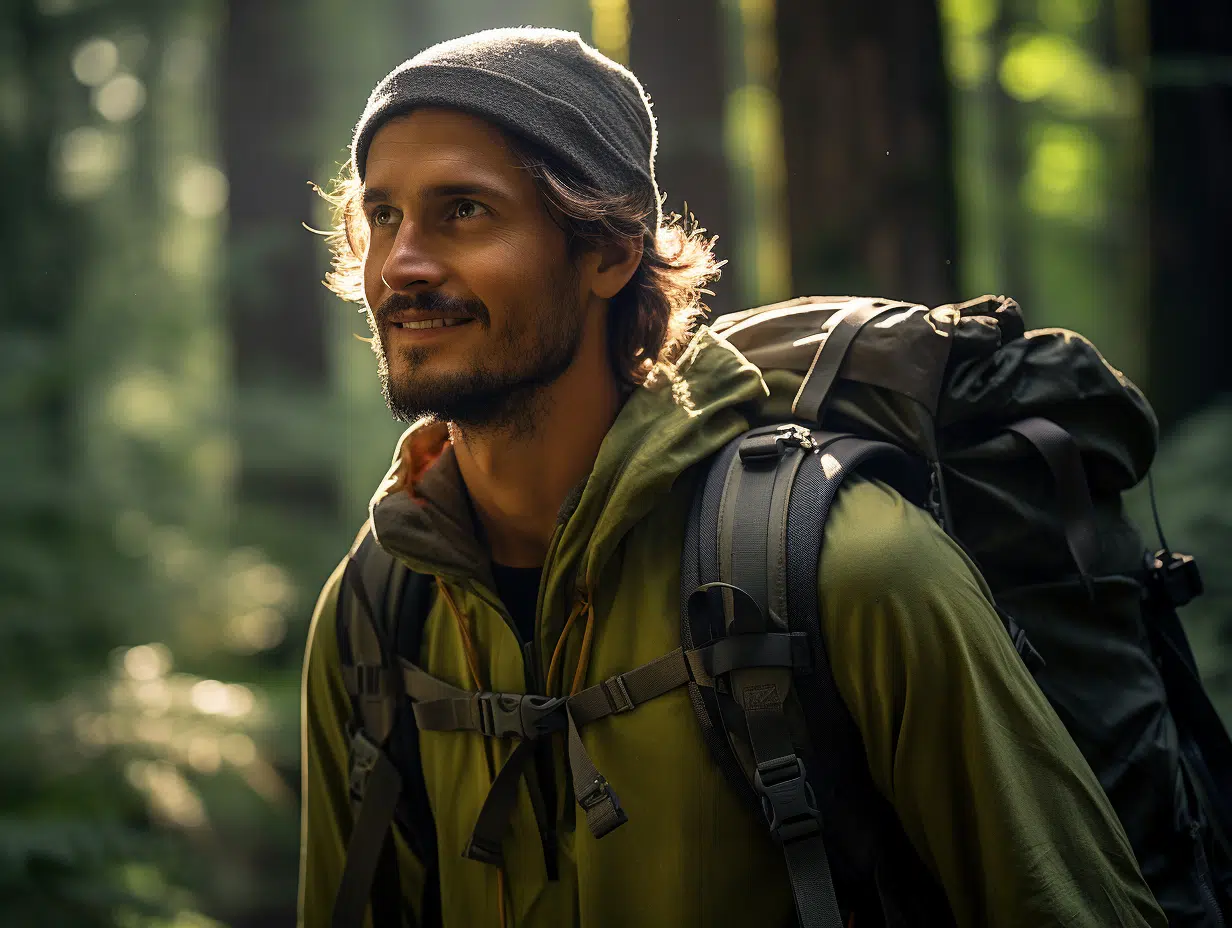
[329,294,1232,928]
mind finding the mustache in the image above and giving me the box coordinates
[374,290,489,326]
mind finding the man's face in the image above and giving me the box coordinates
[361,108,587,432]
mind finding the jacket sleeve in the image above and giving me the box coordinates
[297,557,427,928]
[817,477,1166,928]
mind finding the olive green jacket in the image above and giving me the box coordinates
[299,328,1165,927]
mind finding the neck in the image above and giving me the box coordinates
[450,314,624,569]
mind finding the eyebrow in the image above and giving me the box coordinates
[361,180,514,208]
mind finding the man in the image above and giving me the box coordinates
[299,27,1165,928]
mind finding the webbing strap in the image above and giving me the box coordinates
[343,555,398,744]
[332,746,404,928]
[1006,418,1100,587]
[782,819,845,928]
[792,304,897,424]
[567,706,628,838]
[405,635,808,737]
[396,633,812,860]
[723,429,845,928]
[462,740,538,866]
[567,647,693,723]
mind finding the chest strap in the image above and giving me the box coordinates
[402,632,811,865]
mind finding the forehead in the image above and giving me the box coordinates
[364,108,523,186]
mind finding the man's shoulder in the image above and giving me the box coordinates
[305,552,350,668]
[818,474,989,604]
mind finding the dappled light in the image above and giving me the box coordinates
[4,0,1229,925]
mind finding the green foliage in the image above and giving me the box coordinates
[4,0,1228,925]
[1127,400,1232,724]
[2,1,303,924]
[939,0,1149,383]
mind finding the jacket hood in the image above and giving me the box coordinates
[368,326,768,601]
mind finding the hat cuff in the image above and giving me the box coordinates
[351,63,651,199]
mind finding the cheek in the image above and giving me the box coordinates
[362,251,386,307]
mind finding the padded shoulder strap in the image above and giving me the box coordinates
[682,426,953,928]
[334,524,439,928]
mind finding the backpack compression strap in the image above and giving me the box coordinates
[333,526,411,928]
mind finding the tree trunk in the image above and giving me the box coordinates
[1148,0,1232,431]
[221,0,326,387]
[628,0,739,315]
[773,0,958,307]
[222,0,336,518]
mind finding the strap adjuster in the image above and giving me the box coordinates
[576,773,628,834]
[754,754,822,844]
[476,692,567,739]
[348,729,384,802]
[600,674,634,713]
[355,664,385,696]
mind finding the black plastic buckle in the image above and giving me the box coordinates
[476,692,567,739]
[754,754,822,844]
[348,729,383,802]
[739,425,815,464]
[1146,550,1203,608]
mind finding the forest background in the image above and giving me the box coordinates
[3,0,1230,925]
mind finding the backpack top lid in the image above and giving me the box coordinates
[712,294,1160,588]
[712,293,1156,484]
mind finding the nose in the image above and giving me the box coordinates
[378,220,447,295]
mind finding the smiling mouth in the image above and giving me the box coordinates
[393,318,473,330]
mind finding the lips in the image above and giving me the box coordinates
[392,317,473,331]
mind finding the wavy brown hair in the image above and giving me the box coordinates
[317,132,723,388]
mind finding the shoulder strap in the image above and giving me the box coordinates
[1143,556,1232,864]
[683,425,953,927]
[333,525,439,928]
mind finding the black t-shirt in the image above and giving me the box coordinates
[490,562,542,643]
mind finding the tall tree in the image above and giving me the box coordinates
[222,0,339,530]
[1139,0,1232,725]
[1148,0,1232,432]
[773,0,958,306]
[628,0,740,315]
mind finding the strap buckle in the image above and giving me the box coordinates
[348,729,384,802]
[754,754,822,844]
[576,773,628,834]
[1146,550,1203,608]
[739,424,815,464]
[476,692,567,739]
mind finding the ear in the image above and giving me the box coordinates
[581,235,644,301]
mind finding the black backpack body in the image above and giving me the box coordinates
[330,295,1232,928]
[685,294,1232,926]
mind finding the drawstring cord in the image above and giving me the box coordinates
[546,597,587,697]
[437,581,509,928]
[569,597,597,697]
[437,582,486,695]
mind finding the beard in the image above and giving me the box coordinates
[368,263,585,438]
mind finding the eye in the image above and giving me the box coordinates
[371,206,395,227]
[449,199,488,221]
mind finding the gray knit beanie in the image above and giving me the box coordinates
[351,27,661,227]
